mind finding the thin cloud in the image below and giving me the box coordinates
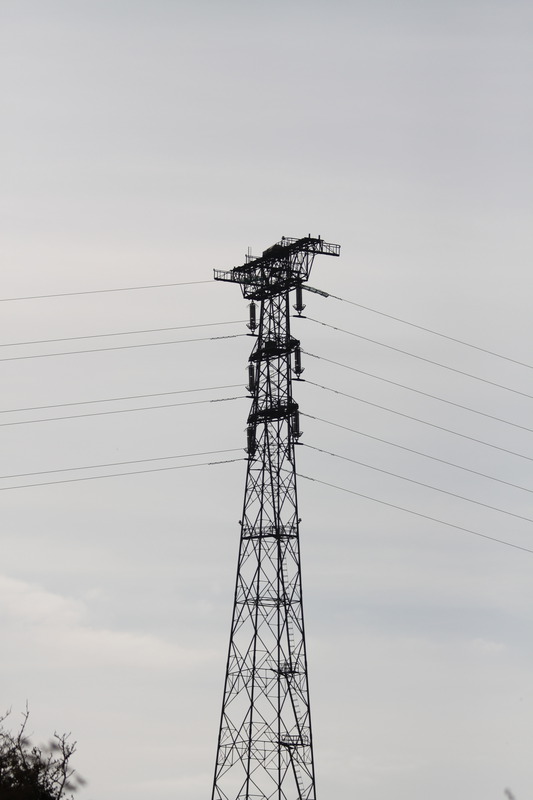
[0,574,216,669]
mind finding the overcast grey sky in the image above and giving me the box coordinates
[1,1,532,799]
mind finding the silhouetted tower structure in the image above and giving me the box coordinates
[212,235,340,800]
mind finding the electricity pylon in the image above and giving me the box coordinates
[211,235,340,800]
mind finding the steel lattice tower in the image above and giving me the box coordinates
[211,235,340,800]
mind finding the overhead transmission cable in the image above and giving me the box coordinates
[304,285,533,370]
[0,448,242,482]
[298,473,533,555]
[0,457,244,493]
[301,412,533,496]
[303,384,533,463]
[4,277,528,370]
[304,317,533,400]
[303,443,533,524]
[0,395,246,428]
[0,384,242,415]
[0,320,245,349]
[303,352,533,435]
[0,279,214,303]
[0,333,246,363]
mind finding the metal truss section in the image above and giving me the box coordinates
[214,236,340,300]
[211,236,340,800]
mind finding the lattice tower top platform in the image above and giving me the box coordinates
[213,235,340,299]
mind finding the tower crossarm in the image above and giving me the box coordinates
[213,235,340,299]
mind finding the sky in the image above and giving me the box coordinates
[1,1,532,798]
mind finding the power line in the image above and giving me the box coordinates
[305,317,533,401]
[0,457,244,493]
[303,385,533,462]
[0,395,246,428]
[0,384,243,415]
[0,320,245,349]
[303,443,533,525]
[0,279,214,303]
[0,334,246,363]
[301,412,533,495]
[304,353,533,435]
[0,448,242,481]
[305,285,533,370]
[298,472,533,555]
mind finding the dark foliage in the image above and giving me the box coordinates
[0,710,85,800]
